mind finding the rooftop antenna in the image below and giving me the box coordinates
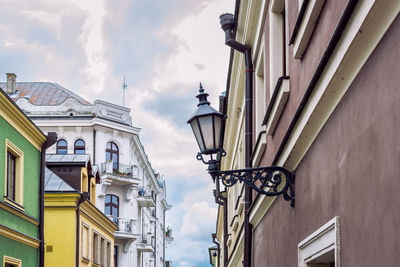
[122,76,127,107]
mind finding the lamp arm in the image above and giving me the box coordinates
[215,166,295,207]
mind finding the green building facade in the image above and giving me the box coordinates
[0,87,47,267]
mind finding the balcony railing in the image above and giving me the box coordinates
[117,218,135,234]
[101,161,138,178]
[137,187,155,207]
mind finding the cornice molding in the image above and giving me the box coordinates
[0,91,46,151]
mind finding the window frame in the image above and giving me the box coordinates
[3,256,22,267]
[92,231,100,264]
[4,139,24,208]
[100,236,105,266]
[105,194,119,223]
[105,142,119,172]
[56,139,68,154]
[81,222,90,261]
[74,139,85,155]
[298,217,340,267]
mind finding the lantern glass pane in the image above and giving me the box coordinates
[213,115,222,149]
[190,119,205,152]
[198,115,214,151]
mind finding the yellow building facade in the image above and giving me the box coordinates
[44,155,117,267]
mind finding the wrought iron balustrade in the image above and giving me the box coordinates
[100,161,138,178]
[117,218,135,233]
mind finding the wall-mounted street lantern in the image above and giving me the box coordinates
[187,84,295,207]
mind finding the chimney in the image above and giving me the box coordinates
[6,73,17,94]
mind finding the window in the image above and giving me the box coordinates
[74,139,85,154]
[106,242,111,267]
[105,194,119,223]
[56,139,68,154]
[298,217,340,267]
[93,231,99,264]
[7,152,16,200]
[106,142,119,171]
[114,246,118,267]
[82,223,90,260]
[100,237,105,266]
[3,256,22,267]
[4,139,24,207]
[255,41,266,138]
[269,0,287,96]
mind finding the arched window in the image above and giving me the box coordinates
[105,194,119,223]
[106,142,119,171]
[56,139,68,154]
[74,139,85,154]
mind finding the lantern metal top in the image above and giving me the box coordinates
[187,83,225,124]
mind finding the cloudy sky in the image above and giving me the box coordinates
[0,0,234,266]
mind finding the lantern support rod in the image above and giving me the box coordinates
[196,152,295,207]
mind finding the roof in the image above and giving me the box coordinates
[0,82,92,106]
[44,167,76,192]
[45,154,90,165]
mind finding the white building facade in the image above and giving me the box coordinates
[2,76,172,267]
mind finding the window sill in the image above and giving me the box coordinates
[3,196,25,212]
[290,0,325,59]
[262,76,290,136]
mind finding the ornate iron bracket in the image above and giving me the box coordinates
[197,153,295,207]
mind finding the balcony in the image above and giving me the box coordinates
[136,237,154,253]
[165,227,174,243]
[137,188,155,207]
[100,161,139,184]
[114,217,138,252]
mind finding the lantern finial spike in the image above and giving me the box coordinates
[196,82,209,106]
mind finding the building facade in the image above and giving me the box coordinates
[216,0,400,266]
[2,77,172,267]
[0,87,48,267]
[44,154,117,267]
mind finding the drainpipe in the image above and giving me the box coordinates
[220,13,254,267]
[76,192,88,267]
[39,132,57,267]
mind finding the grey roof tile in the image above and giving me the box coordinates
[45,154,90,164]
[0,82,92,106]
[44,167,76,192]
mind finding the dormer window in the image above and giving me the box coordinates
[74,139,85,155]
[56,139,67,154]
[106,142,119,171]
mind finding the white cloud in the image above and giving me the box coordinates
[72,0,108,94]
[19,10,62,37]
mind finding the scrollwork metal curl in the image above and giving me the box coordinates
[216,166,295,207]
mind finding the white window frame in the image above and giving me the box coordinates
[3,256,22,267]
[81,223,90,261]
[4,139,24,208]
[298,216,340,267]
[269,0,286,97]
